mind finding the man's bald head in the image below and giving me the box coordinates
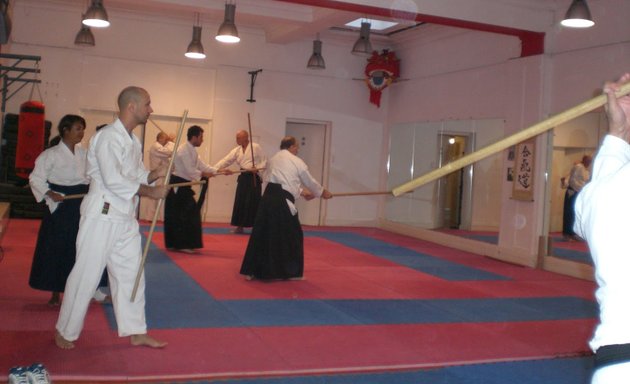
[236,130,249,147]
[117,86,149,111]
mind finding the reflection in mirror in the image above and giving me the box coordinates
[385,119,504,244]
[547,112,606,266]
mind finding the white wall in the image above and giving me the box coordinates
[6,0,630,257]
[5,0,387,226]
[384,0,630,265]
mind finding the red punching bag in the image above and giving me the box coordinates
[15,100,45,179]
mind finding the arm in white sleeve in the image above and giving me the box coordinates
[255,144,267,169]
[213,147,238,170]
[29,150,53,202]
[591,135,630,181]
[298,166,324,197]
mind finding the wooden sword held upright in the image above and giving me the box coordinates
[131,110,188,302]
[247,112,257,186]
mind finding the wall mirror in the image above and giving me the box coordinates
[385,119,504,245]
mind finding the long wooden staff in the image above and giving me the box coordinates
[392,82,630,197]
[131,110,188,301]
[333,191,392,197]
[148,117,166,134]
[247,113,257,186]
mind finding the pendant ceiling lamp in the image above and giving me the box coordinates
[561,0,594,28]
[351,21,373,56]
[74,21,95,46]
[307,35,325,70]
[83,0,110,28]
[186,13,206,59]
[216,3,240,43]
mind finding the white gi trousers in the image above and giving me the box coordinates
[56,215,147,341]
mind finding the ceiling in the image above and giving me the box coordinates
[68,0,567,56]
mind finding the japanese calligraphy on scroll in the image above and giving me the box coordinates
[512,140,535,201]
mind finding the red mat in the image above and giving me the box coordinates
[0,219,596,382]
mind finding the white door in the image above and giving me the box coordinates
[285,121,327,226]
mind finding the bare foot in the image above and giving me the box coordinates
[55,331,75,349]
[130,334,167,348]
[48,293,60,306]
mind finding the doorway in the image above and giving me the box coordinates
[436,133,471,229]
[285,120,330,226]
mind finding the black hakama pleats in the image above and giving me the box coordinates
[240,182,303,280]
[230,172,262,228]
[29,183,89,292]
[164,175,203,250]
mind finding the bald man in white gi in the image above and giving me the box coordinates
[55,86,168,349]
[147,131,174,220]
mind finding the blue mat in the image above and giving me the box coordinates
[102,234,597,329]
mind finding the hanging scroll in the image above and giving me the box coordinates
[512,139,535,201]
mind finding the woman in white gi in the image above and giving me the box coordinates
[29,115,89,306]
[574,73,630,383]
[55,86,168,349]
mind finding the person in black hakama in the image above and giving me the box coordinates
[29,115,89,306]
[164,125,217,253]
[240,136,332,280]
[214,130,267,234]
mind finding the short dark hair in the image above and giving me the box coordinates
[280,136,296,150]
[187,125,204,141]
[58,114,86,138]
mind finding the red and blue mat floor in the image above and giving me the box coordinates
[0,220,597,383]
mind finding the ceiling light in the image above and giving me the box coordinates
[561,0,594,28]
[186,14,206,59]
[83,0,110,28]
[74,23,95,46]
[346,18,397,31]
[186,26,206,59]
[351,21,373,56]
[307,35,325,70]
[216,3,240,43]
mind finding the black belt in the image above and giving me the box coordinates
[595,343,630,370]
[48,182,89,195]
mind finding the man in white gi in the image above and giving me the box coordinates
[164,125,217,253]
[574,73,630,383]
[149,132,175,171]
[55,86,168,349]
[240,136,332,280]
[147,132,174,220]
[214,130,266,234]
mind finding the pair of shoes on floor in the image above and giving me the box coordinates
[9,363,51,384]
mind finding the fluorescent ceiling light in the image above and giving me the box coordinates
[345,18,397,31]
